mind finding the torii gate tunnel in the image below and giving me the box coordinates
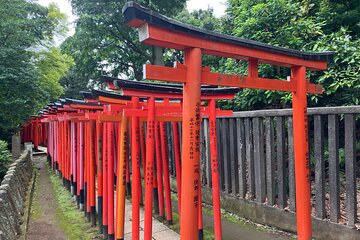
[26,78,239,240]
[21,2,335,240]
[122,2,333,240]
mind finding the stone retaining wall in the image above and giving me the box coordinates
[0,148,33,240]
[200,186,359,240]
[169,178,359,240]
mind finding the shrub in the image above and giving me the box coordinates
[0,140,12,180]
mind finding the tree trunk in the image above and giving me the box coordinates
[152,46,164,66]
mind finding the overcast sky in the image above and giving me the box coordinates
[187,0,227,17]
[37,0,227,37]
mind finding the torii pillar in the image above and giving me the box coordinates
[122,2,334,239]
[180,48,202,238]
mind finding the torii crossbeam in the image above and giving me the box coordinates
[122,2,334,240]
[98,78,238,240]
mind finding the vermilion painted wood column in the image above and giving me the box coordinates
[89,120,97,226]
[103,122,109,238]
[131,97,141,240]
[76,122,81,205]
[70,122,76,196]
[172,122,181,214]
[116,116,128,240]
[69,121,73,197]
[160,123,172,224]
[73,122,77,200]
[33,121,39,151]
[108,122,115,240]
[209,99,222,239]
[144,97,155,240]
[155,122,164,217]
[43,123,47,146]
[79,122,85,211]
[152,130,159,214]
[96,121,104,233]
[85,121,90,218]
[66,121,71,190]
[180,47,202,239]
[140,121,146,175]
[291,66,311,240]
[59,122,63,176]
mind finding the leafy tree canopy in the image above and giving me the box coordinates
[35,47,74,103]
[218,0,360,110]
[0,0,72,141]
[61,0,186,93]
[61,0,360,110]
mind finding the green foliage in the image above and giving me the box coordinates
[60,0,186,99]
[0,140,11,180]
[310,28,360,106]
[49,169,100,239]
[309,141,360,176]
[47,3,69,39]
[176,8,222,32]
[317,0,360,37]
[217,0,360,110]
[0,1,71,140]
[35,47,74,103]
[59,69,91,100]
[58,0,360,109]
[173,8,224,69]
[228,0,324,48]
[0,57,47,141]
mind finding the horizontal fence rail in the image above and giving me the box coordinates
[165,106,360,230]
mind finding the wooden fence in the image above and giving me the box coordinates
[165,106,359,229]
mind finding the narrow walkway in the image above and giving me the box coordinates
[123,201,179,240]
[26,152,179,240]
[26,152,289,240]
[26,155,66,240]
[170,199,295,240]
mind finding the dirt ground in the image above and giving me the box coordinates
[22,154,298,240]
[26,155,66,240]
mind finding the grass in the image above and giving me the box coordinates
[170,190,295,239]
[30,171,42,221]
[167,192,215,239]
[202,202,296,238]
[49,168,100,240]
[201,204,252,228]
[156,210,215,240]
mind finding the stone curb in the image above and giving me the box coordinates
[0,148,33,240]
[19,168,37,240]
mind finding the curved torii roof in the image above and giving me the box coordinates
[99,76,239,99]
[122,1,334,70]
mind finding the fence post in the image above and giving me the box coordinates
[253,117,265,203]
[265,117,275,206]
[276,116,286,208]
[287,116,296,212]
[244,118,255,200]
[236,118,246,199]
[328,114,340,223]
[314,115,325,219]
[344,114,357,227]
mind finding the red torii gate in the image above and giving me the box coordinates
[122,2,334,240]
[100,78,238,240]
